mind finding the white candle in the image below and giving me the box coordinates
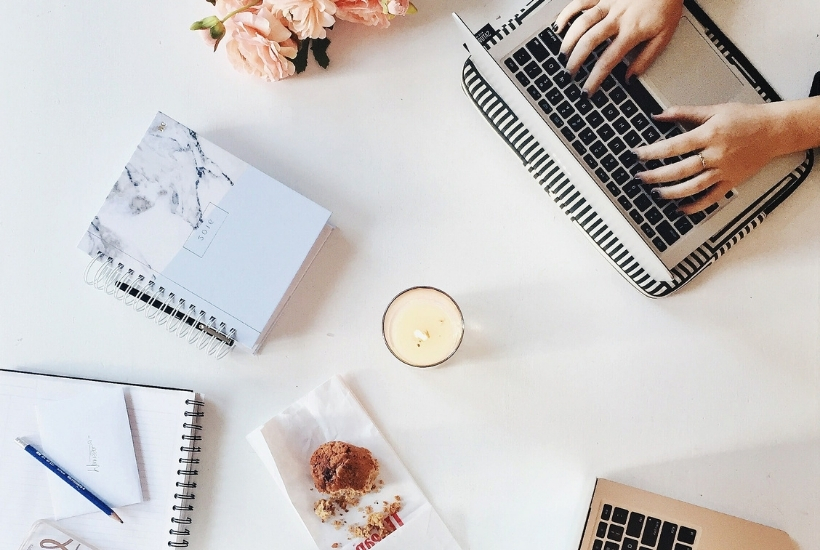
[382,287,464,367]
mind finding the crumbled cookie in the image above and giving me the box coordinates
[310,441,379,502]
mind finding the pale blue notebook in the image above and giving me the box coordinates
[79,112,332,355]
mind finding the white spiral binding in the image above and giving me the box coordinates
[85,253,236,359]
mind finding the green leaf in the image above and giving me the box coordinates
[293,38,311,74]
[311,38,331,69]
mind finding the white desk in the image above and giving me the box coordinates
[1,0,818,548]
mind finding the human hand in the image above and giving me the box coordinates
[634,103,784,214]
[554,0,683,94]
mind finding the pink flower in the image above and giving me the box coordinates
[384,0,410,16]
[222,4,299,81]
[271,0,336,40]
[334,0,390,28]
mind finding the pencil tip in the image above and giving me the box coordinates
[112,511,124,523]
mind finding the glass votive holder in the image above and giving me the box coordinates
[382,286,464,368]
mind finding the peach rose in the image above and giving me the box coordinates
[334,0,390,28]
[384,0,410,16]
[271,0,336,40]
[223,5,299,81]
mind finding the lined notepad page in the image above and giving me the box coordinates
[0,370,197,550]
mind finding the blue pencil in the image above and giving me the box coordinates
[15,437,123,523]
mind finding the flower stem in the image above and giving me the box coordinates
[221,0,263,23]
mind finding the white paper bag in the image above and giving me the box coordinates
[247,376,463,550]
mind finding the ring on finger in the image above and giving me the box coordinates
[697,152,708,171]
[592,4,606,22]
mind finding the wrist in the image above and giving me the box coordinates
[764,97,820,156]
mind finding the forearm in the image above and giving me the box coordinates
[765,96,820,156]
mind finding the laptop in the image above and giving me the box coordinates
[453,1,811,293]
[580,479,795,550]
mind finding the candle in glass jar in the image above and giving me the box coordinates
[382,287,464,367]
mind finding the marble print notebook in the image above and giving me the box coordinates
[79,112,332,356]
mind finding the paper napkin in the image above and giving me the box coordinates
[36,386,143,519]
[247,376,462,550]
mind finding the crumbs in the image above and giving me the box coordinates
[316,485,404,549]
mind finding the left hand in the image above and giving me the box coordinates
[635,102,781,214]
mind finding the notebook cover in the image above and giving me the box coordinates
[79,112,332,347]
[460,1,814,297]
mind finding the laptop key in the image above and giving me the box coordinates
[593,540,603,550]
[632,113,650,131]
[645,207,662,224]
[602,104,619,121]
[634,193,652,211]
[674,216,693,236]
[642,126,661,143]
[608,137,626,155]
[614,168,630,185]
[624,130,642,148]
[566,85,582,101]
[591,91,608,108]
[558,101,574,118]
[569,114,585,131]
[630,210,644,224]
[624,181,641,197]
[604,543,619,550]
[513,47,532,65]
[544,58,561,75]
[608,524,625,541]
[555,71,572,88]
[538,28,562,55]
[547,87,563,105]
[621,100,638,117]
[602,154,618,171]
[674,545,692,550]
[515,72,529,86]
[657,221,680,246]
[504,58,518,71]
[677,527,696,544]
[602,75,617,91]
[606,182,621,196]
[618,196,632,210]
[646,159,663,170]
[527,85,541,100]
[526,37,549,61]
[689,211,706,225]
[584,154,598,168]
[599,124,615,141]
[609,86,627,104]
[619,150,638,168]
[624,76,663,116]
[549,113,563,127]
[572,140,587,155]
[561,127,575,141]
[576,98,593,115]
[652,237,667,252]
[580,128,596,145]
[596,168,611,183]
[613,117,630,134]
[623,537,640,550]
[588,110,604,128]
[524,61,541,79]
[641,223,656,237]
[538,99,552,114]
[535,74,552,92]
[663,202,682,220]
[591,141,607,158]
[657,522,678,550]
[597,522,608,538]
[704,203,719,215]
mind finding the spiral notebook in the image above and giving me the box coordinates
[79,112,333,358]
[0,369,205,550]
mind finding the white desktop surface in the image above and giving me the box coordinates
[1,0,818,548]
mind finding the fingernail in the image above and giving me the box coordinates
[580,89,589,100]
[557,52,567,65]
[650,188,661,199]
[551,22,559,32]
[633,174,643,183]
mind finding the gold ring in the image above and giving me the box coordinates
[697,152,707,171]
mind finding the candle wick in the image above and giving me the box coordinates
[413,329,429,341]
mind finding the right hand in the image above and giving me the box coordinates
[554,0,683,94]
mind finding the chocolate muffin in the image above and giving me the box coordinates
[310,441,379,501]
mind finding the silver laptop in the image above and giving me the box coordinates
[453,2,806,285]
[580,479,795,550]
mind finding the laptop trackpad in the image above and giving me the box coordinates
[640,16,744,108]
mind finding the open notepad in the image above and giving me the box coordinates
[0,369,205,549]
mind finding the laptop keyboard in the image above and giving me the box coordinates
[502,25,734,254]
[593,503,698,550]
